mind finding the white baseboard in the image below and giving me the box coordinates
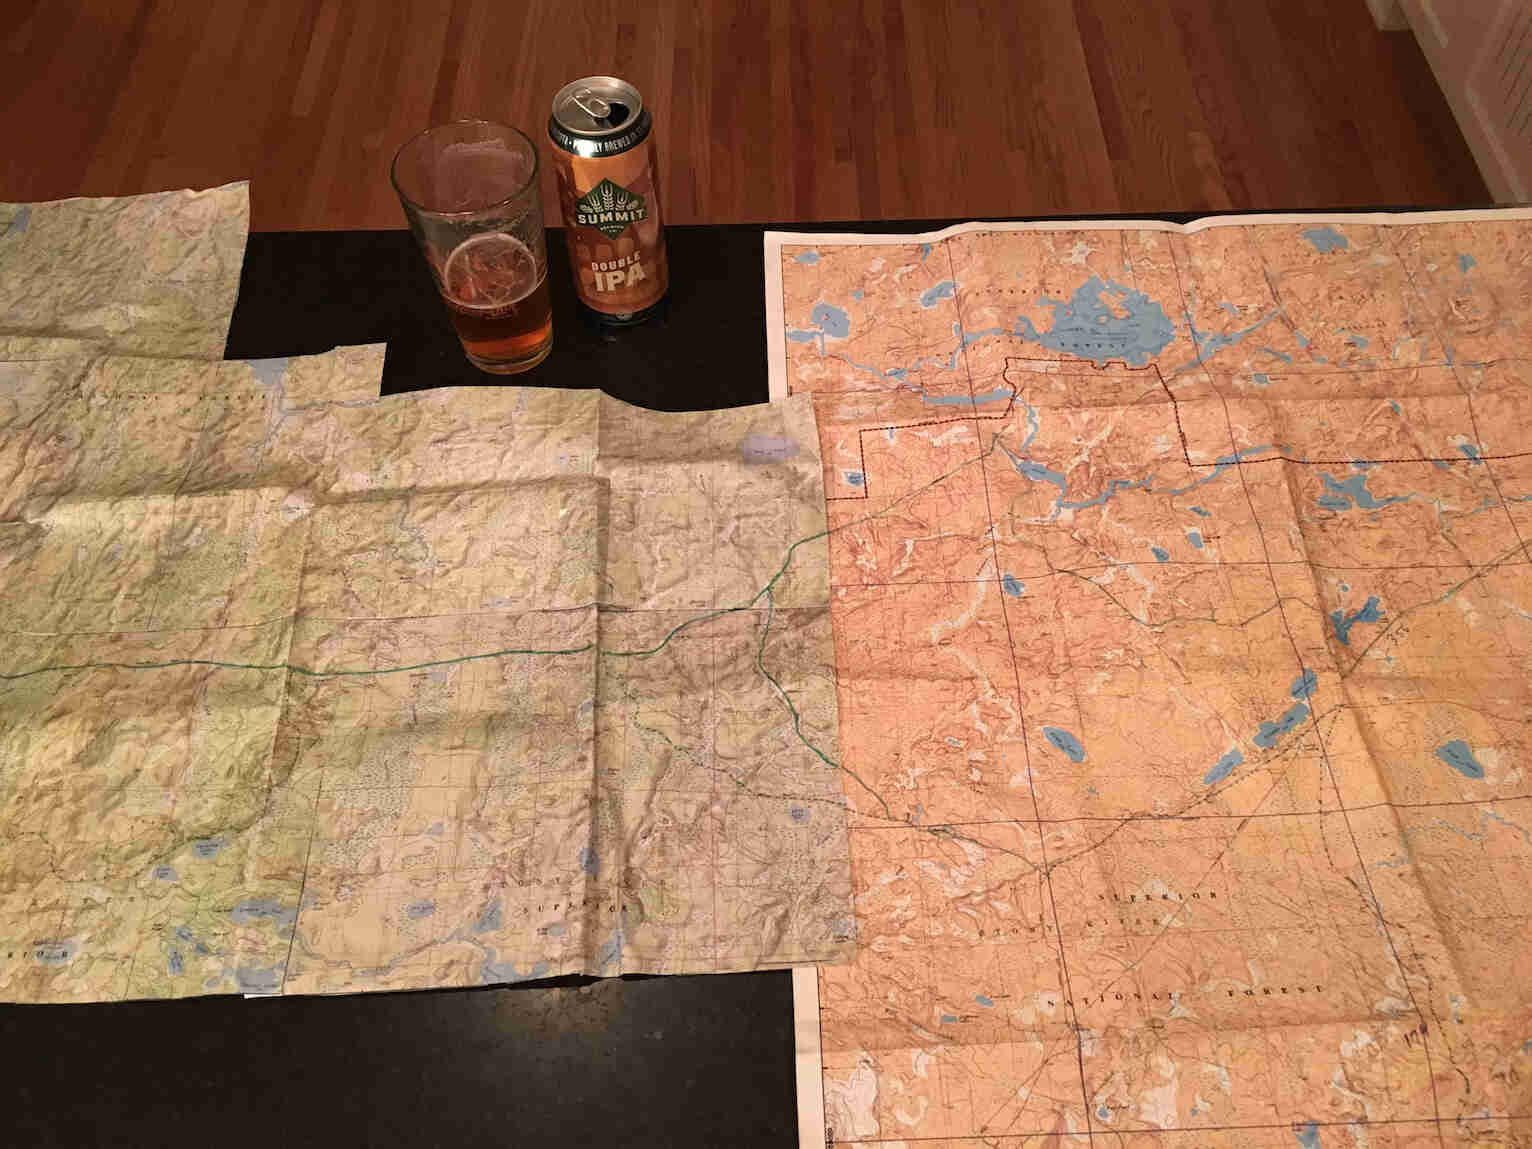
[1365,0,1410,29]
[1401,0,1530,203]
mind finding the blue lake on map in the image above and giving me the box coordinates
[1015,276,1175,367]
[1043,727,1086,762]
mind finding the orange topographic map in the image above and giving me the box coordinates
[767,211,1532,1149]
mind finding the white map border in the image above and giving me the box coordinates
[792,965,827,1148]
[764,208,1532,403]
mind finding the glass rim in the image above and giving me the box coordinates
[390,119,541,218]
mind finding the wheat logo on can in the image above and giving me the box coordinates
[549,76,670,326]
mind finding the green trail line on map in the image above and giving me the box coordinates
[0,644,598,680]
[0,432,1001,685]
[0,435,1006,807]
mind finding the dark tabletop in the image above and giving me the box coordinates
[221,214,1256,408]
[5,209,1473,1148]
[227,224,782,410]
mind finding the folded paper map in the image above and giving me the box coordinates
[1,183,249,360]
[768,212,1532,1146]
[0,188,852,1002]
[0,345,853,999]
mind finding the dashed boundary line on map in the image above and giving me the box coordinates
[824,383,1020,501]
[821,354,1532,504]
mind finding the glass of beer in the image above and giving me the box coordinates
[391,120,552,373]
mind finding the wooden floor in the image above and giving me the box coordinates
[2,0,1491,231]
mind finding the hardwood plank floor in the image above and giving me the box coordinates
[1,0,1491,230]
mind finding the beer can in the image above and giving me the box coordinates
[549,76,670,325]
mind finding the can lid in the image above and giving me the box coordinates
[550,76,651,157]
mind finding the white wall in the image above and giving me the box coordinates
[1401,0,1532,202]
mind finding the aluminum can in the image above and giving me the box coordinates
[549,76,670,324]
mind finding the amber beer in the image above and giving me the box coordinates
[549,76,669,325]
[391,121,553,373]
[440,231,553,365]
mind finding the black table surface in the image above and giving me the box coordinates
[221,208,1477,409]
[5,209,1476,1148]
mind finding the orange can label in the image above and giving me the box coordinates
[552,135,669,318]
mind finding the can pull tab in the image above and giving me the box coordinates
[571,88,612,124]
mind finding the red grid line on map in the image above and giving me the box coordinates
[823,383,1020,501]
[1165,231,1449,1135]
[942,239,1097,1138]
